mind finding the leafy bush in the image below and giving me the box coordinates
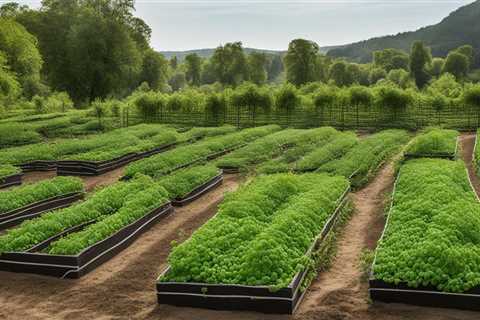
[161,173,349,288]
[0,177,84,214]
[124,125,280,178]
[374,159,480,293]
[405,128,458,157]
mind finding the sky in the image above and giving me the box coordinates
[3,0,475,51]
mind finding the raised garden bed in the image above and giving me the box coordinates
[0,173,23,189]
[0,192,84,230]
[403,134,459,160]
[369,162,480,311]
[171,173,223,207]
[57,143,177,176]
[0,202,173,278]
[156,188,350,314]
[20,161,57,172]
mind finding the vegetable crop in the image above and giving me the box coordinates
[0,165,20,181]
[161,173,349,288]
[0,176,84,214]
[374,158,480,293]
[124,125,280,178]
[215,127,339,170]
[156,165,221,199]
[319,129,410,187]
[405,128,458,158]
[0,175,158,253]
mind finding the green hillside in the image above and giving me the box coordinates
[327,0,480,66]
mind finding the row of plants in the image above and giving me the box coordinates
[124,125,281,178]
[294,132,359,172]
[404,128,459,158]
[0,177,84,214]
[214,127,340,171]
[0,165,21,182]
[373,158,480,293]
[160,173,349,289]
[156,165,221,200]
[0,175,159,254]
[0,124,233,165]
[318,129,411,188]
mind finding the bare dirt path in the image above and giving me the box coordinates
[460,132,480,197]
[0,174,241,320]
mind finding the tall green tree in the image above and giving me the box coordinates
[140,49,168,90]
[266,54,284,82]
[284,39,319,86]
[373,48,409,72]
[0,18,43,97]
[210,42,248,86]
[443,51,469,80]
[248,52,267,85]
[409,41,431,89]
[184,53,202,86]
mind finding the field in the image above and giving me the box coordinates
[1,117,480,320]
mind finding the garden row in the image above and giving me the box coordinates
[369,129,480,311]
[0,124,236,181]
[157,173,352,313]
[0,163,224,278]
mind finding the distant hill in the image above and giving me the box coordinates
[160,47,286,61]
[327,0,480,66]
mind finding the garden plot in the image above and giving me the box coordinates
[157,173,351,314]
[370,158,480,311]
[404,128,459,159]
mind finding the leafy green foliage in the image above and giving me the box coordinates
[0,175,157,254]
[157,164,220,199]
[48,183,169,255]
[405,128,458,157]
[0,123,42,148]
[0,176,83,214]
[216,127,338,170]
[0,164,20,180]
[374,159,480,293]
[124,125,280,178]
[319,129,410,187]
[296,133,358,172]
[161,173,349,288]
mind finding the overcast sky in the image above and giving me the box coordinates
[3,0,474,51]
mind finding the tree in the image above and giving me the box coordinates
[169,72,186,91]
[210,42,248,86]
[169,56,178,70]
[267,54,284,82]
[375,84,412,122]
[427,73,462,99]
[443,51,469,80]
[455,45,474,67]
[463,84,480,126]
[349,85,373,126]
[185,53,202,86]
[284,39,319,86]
[140,49,168,90]
[429,58,445,78]
[230,83,273,126]
[409,41,431,89]
[329,61,354,87]
[0,18,43,97]
[275,83,300,124]
[204,92,226,125]
[0,50,20,106]
[387,69,411,89]
[373,48,409,72]
[369,67,387,85]
[248,52,267,85]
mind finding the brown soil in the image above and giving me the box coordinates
[460,132,480,197]
[81,166,126,192]
[21,170,57,185]
[0,174,241,320]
